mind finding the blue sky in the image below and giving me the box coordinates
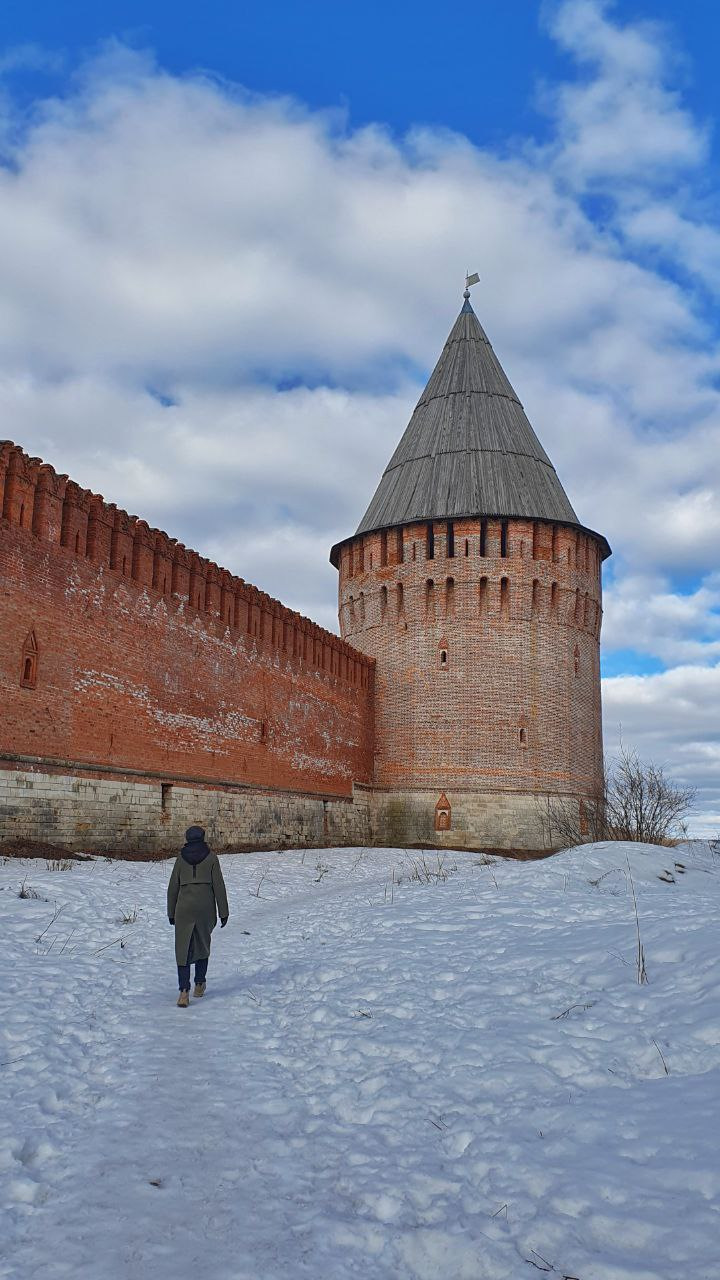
[3,1,719,157]
[0,0,718,828]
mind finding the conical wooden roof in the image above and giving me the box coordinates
[330,296,610,565]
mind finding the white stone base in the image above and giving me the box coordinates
[0,766,371,854]
[369,787,582,852]
[0,765,586,855]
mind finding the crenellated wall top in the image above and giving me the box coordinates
[0,440,372,679]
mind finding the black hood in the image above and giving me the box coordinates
[180,825,211,865]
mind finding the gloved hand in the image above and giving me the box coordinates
[220,917,228,928]
[169,917,174,925]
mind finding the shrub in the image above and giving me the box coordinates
[540,745,696,848]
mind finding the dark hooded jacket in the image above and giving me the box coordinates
[167,826,229,966]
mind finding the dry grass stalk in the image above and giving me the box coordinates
[626,856,648,985]
[652,1038,669,1075]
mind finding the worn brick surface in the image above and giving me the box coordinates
[0,442,374,851]
[339,516,605,844]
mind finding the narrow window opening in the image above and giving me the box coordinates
[445,576,455,618]
[380,531,388,567]
[161,783,172,814]
[479,519,487,557]
[426,523,434,560]
[439,648,448,668]
[395,528,404,563]
[551,582,558,616]
[446,521,455,559]
[358,592,365,624]
[425,579,435,619]
[551,527,558,563]
[500,577,510,618]
[464,539,469,557]
[259,719,268,742]
[500,520,508,558]
[412,542,417,562]
[19,503,25,528]
[380,585,388,621]
[396,582,404,617]
[349,596,356,626]
[531,579,540,616]
[532,523,539,560]
[122,557,128,575]
[479,576,488,615]
[519,726,528,748]
[583,592,590,627]
[574,588,582,623]
[574,644,580,677]
[567,546,573,566]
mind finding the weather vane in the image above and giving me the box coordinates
[464,270,480,300]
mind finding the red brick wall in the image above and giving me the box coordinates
[338,515,604,801]
[0,443,374,797]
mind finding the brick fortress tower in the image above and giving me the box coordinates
[331,284,611,850]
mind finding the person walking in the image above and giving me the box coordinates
[167,825,229,1007]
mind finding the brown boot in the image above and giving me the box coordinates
[177,990,189,1008]
[193,982,206,999]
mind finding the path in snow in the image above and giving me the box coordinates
[1,843,720,1279]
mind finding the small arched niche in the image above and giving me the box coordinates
[438,639,449,669]
[435,792,451,832]
[20,629,38,689]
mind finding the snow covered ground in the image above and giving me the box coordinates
[1,840,719,1280]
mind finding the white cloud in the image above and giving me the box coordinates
[0,3,719,828]
[543,0,707,188]
[603,665,720,835]
[621,204,720,295]
[0,44,62,77]
[603,572,720,664]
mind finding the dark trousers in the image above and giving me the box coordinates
[178,955,208,992]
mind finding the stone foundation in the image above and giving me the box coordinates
[369,787,581,852]
[0,764,371,855]
[0,764,588,856]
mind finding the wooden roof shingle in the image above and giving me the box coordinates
[330,297,610,565]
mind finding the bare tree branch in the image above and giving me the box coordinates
[537,745,695,849]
